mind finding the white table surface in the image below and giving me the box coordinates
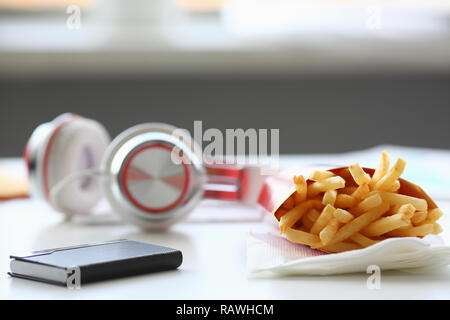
[2,151,450,300]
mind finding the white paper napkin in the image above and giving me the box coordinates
[247,228,450,276]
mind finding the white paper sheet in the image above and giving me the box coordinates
[247,225,450,276]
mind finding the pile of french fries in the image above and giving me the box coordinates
[276,151,444,253]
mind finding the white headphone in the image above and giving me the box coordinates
[24,114,265,230]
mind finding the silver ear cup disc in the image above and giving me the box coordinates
[101,124,205,230]
[120,143,190,213]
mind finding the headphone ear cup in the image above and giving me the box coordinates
[101,123,205,230]
[29,116,111,215]
[46,118,110,214]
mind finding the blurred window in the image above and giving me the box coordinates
[0,0,94,10]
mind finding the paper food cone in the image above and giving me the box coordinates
[257,165,438,222]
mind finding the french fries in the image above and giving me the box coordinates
[307,176,346,197]
[374,158,406,192]
[275,151,444,253]
[313,202,390,248]
[310,204,335,235]
[394,203,416,218]
[322,190,337,206]
[279,199,323,234]
[320,242,362,253]
[334,208,354,223]
[427,208,443,222]
[293,175,307,204]
[433,223,443,235]
[369,151,390,188]
[352,193,382,216]
[377,191,428,212]
[319,218,340,245]
[361,213,410,237]
[411,211,427,225]
[350,233,379,248]
[301,208,320,230]
[286,228,321,246]
[387,224,434,237]
[349,163,371,186]
[335,194,355,208]
[309,170,335,182]
[352,184,370,201]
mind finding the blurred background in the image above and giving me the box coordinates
[1,0,450,156]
